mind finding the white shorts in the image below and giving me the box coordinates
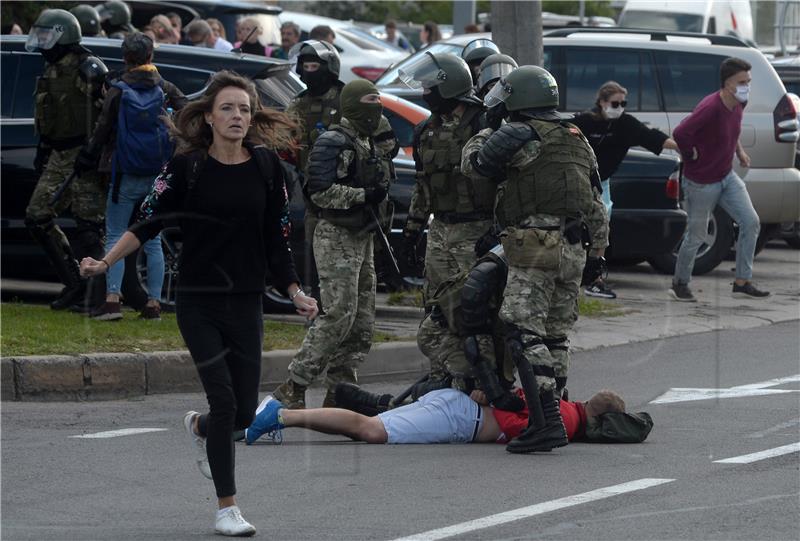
[378,388,483,444]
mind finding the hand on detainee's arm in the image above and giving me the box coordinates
[288,284,319,320]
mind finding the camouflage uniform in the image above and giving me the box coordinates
[26,50,106,309]
[585,188,609,257]
[407,106,493,301]
[280,114,393,407]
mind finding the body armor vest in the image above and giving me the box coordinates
[418,106,494,218]
[319,122,390,231]
[293,86,342,172]
[499,119,594,227]
[35,52,98,143]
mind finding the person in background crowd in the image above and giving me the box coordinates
[69,5,102,37]
[419,20,442,48]
[464,23,480,34]
[80,70,318,537]
[207,18,226,41]
[149,14,178,44]
[24,8,109,313]
[670,57,768,302]
[166,11,192,45]
[97,0,136,39]
[185,19,232,51]
[571,81,678,300]
[9,23,24,34]
[75,32,188,321]
[271,21,300,59]
[234,17,270,56]
[384,19,412,51]
[309,25,335,44]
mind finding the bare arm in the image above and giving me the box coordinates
[663,138,679,151]
[736,140,751,167]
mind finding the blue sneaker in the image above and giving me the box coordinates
[245,395,285,445]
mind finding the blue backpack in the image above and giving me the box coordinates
[111,79,173,182]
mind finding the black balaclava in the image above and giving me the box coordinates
[299,55,335,96]
[423,86,458,115]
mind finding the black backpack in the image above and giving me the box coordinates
[583,411,654,443]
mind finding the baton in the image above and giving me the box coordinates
[50,171,78,207]
[368,206,401,277]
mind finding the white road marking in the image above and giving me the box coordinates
[389,478,674,541]
[650,374,800,404]
[713,442,800,464]
[747,418,800,439]
[71,428,168,439]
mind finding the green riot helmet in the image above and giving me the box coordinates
[398,51,473,99]
[461,38,500,83]
[477,54,518,98]
[290,39,341,79]
[97,0,132,27]
[484,65,567,120]
[25,9,82,52]
[70,5,101,37]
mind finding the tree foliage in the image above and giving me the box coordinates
[1,1,80,33]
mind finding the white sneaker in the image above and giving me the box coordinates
[183,411,212,480]
[215,505,256,537]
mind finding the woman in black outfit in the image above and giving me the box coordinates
[80,70,318,537]
[572,81,678,299]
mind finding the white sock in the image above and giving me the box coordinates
[217,505,238,518]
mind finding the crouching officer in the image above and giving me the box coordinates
[463,66,596,454]
[24,9,108,310]
[274,80,395,408]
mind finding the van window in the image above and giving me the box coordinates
[619,10,704,33]
[563,48,643,112]
[1,53,17,118]
[153,65,212,96]
[655,51,724,111]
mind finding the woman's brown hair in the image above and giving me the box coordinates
[592,80,628,118]
[423,20,442,43]
[169,70,298,155]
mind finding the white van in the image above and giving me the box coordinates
[619,0,755,43]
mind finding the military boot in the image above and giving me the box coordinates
[273,380,306,410]
[506,390,568,454]
[330,382,393,416]
[50,255,87,311]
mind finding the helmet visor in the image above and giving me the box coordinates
[95,4,112,22]
[25,24,64,52]
[462,39,499,60]
[483,76,513,108]
[478,62,515,93]
[398,52,446,90]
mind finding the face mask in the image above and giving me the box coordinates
[734,84,750,103]
[300,69,331,94]
[604,106,623,120]
[422,87,457,115]
[347,102,382,135]
[486,103,507,131]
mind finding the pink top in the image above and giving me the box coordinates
[673,91,743,184]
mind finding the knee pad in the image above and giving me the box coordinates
[543,336,569,352]
[25,216,56,240]
[73,219,104,258]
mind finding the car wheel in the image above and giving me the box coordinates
[132,227,181,310]
[647,206,734,275]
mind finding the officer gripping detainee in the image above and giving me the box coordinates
[400,52,493,302]
[461,66,598,453]
[24,9,109,311]
[273,80,396,409]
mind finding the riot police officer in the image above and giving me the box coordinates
[463,66,597,453]
[461,38,500,86]
[24,9,108,311]
[274,80,395,409]
[97,0,135,39]
[401,52,491,302]
[69,4,103,38]
[476,53,518,99]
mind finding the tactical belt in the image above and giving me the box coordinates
[471,401,483,442]
[436,212,493,224]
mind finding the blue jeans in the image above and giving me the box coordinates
[105,174,164,300]
[674,170,760,284]
[600,178,613,215]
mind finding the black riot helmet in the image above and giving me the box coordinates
[477,54,518,98]
[97,0,131,27]
[484,65,570,121]
[290,40,341,94]
[70,4,102,37]
[26,9,82,52]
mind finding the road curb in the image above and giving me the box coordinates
[1,342,428,402]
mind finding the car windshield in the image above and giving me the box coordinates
[375,42,465,85]
[619,10,704,33]
[339,27,397,52]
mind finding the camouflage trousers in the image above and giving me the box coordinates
[417,314,472,390]
[287,219,376,389]
[585,187,610,257]
[423,218,492,301]
[25,146,107,256]
[499,235,586,392]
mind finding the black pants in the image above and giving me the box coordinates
[176,293,263,498]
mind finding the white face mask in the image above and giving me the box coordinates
[604,106,623,119]
[734,84,750,103]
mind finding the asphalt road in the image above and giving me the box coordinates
[2,322,799,541]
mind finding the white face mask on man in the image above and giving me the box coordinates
[734,84,750,103]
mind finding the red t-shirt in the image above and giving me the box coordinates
[491,389,587,443]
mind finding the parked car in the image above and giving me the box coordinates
[0,35,423,311]
[278,11,410,82]
[377,28,800,274]
[366,23,453,52]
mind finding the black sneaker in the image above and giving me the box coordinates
[732,282,771,299]
[90,301,123,321]
[584,279,617,299]
[669,282,697,302]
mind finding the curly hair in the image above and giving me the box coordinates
[168,70,298,155]
[585,389,626,417]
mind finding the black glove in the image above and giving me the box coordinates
[364,185,388,205]
[73,148,97,176]
[34,144,52,177]
[490,391,525,412]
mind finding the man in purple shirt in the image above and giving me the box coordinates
[669,57,769,302]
